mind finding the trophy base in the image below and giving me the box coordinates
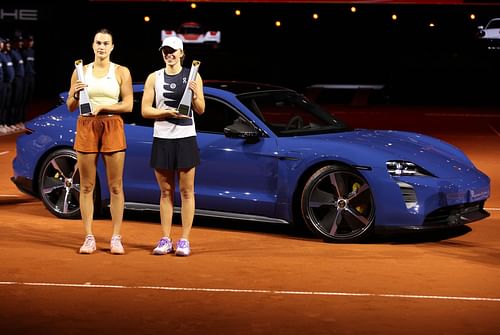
[177,104,190,116]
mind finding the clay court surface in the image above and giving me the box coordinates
[1,104,499,335]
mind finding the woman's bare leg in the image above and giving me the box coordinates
[77,152,98,236]
[102,151,126,236]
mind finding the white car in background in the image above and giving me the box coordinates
[161,21,221,48]
[477,18,500,50]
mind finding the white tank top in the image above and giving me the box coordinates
[153,68,196,139]
[84,62,120,106]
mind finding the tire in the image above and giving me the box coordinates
[37,148,83,219]
[300,165,375,243]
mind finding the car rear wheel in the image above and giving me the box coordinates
[37,148,82,219]
[301,165,375,243]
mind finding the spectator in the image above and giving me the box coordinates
[0,38,7,134]
[9,35,26,129]
[0,38,16,133]
[22,34,35,119]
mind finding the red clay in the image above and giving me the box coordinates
[1,105,499,335]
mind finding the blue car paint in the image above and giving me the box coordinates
[11,82,491,242]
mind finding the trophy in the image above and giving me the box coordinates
[177,60,201,116]
[74,60,93,116]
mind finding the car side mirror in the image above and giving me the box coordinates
[224,117,260,143]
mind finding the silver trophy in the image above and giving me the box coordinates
[177,60,201,116]
[74,59,93,116]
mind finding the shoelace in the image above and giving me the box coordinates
[158,238,170,247]
[111,236,122,248]
[83,236,95,247]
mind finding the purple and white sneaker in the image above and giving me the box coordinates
[152,237,173,255]
[175,239,191,256]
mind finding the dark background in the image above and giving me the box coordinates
[2,0,500,106]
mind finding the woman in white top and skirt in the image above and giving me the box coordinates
[141,36,205,256]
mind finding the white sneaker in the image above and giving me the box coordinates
[152,237,173,255]
[110,235,125,254]
[79,235,96,254]
[175,239,191,256]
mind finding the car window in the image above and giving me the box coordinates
[239,91,350,136]
[180,25,202,34]
[487,20,500,29]
[120,92,241,132]
[121,91,154,127]
[194,97,241,134]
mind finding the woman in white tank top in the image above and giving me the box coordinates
[141,36,205,256]
[66,28,133,255]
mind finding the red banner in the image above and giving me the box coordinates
[88,0,500,5]
[89,0,467,4]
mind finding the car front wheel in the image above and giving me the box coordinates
[301,165,375,243]
[37,148,82,219]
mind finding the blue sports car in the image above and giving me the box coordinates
[11,81,491,243]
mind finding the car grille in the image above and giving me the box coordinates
[423,201,489,227]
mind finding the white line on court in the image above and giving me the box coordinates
[0,151,9,156]
[488,124,500,137]
[1,281,499,302]
[485,207,500,211]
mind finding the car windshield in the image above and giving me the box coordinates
[238,90,351,136]
[179,25,202,34]
[487,20,500,29]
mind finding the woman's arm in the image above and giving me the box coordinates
[66,70,80,113]
[191,72,205,115]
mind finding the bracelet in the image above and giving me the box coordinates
[73,93,79,100]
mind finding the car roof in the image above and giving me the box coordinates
[181,21,202,27]
[131,81,295,98]
[204,80,294,95]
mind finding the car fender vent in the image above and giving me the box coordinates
[397,181,417,209]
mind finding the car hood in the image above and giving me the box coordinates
[280,129,480,178]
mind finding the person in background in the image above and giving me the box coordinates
[141,36,205,256]
[0,38,7,134]
[22,34,36,119]
[66,28,133,255]
[0,38,16,133]
[9,35,26,129]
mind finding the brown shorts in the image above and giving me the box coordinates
[74,115,127,153]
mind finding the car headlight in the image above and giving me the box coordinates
[386,160,433,177]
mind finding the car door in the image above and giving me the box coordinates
[194,97,280,218]
[119,92,160,205]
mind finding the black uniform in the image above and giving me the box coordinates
[9,36,25,124]
[22,36,35,116]
[0,40,15,126]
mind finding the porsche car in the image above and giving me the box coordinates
[11,81,491,243]
[161,22,221,48]
[477,17,500,50]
